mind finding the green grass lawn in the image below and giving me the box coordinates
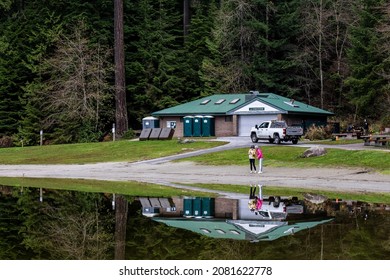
[0,139,225,164]
[302,139,364,145]
[178,146,390,174]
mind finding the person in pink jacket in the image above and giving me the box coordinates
[255,145,264,173]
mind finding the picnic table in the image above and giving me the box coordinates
[332,131,362,139]
[361,134,390,147]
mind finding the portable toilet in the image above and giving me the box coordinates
[183,116,194,137]
[193,197,202,217]
[202,116,215,137]
[142,116,160,129]
[183,198,194,217]
[193,115,203,137]
[201,197,215,218]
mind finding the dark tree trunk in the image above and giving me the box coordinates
[114,195,128,260]
[183,0,190,36]
[114,0,128,137]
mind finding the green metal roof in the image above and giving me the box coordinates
[152,94,249,116]
[152,92,333,116]
[256,93,334,116]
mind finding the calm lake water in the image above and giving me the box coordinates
[0,185,389,260]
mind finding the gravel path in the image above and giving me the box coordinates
[0,137,389,196]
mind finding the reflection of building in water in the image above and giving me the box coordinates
[138,196,332,241]
[139,196,304,220]
[152,217,333,241]
[138,195,390,242]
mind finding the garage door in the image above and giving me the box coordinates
[238,114,278,136]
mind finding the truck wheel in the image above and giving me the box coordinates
[274,134,280,144]
[292,139,298,144]
[251,133,258,143]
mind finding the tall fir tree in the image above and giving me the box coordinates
[181,0,218,98]
[375,2,390,125]
[345,0,386,121]
[125,0,185,128]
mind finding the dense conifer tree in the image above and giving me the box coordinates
[125,0,185,128]
[0,0,389,142]
[345,0,386,121]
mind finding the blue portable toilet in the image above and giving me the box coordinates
[193,115,203,137]
[202,116,215,137]
[142,116,160,129]
[183,116,194,137]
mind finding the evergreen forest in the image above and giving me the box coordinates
[1,0,390,145]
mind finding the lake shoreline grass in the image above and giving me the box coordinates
[1,176,389,204]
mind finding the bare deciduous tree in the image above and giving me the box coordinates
[299,0,332,109]
[42,21,113,133]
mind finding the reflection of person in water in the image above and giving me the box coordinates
[249,185,257,199]
[248,185,263,213]
[248,185,257,211]
[255,195,263,211]
[255,185,263,213]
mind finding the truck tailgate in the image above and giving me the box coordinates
[286,127,303,135]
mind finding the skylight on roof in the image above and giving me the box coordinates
[215,99,226,104]
[200,99,211,105]
[229,98,240,104]
[284,100,299,108]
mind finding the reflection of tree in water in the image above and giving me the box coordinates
[0,187,115,260]
[1,186,389,260]
[0,186,31,259]
[42,209,113,259]
[114,195,128,260]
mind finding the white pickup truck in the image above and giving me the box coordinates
[250,120,303,144]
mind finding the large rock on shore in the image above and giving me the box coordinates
[301,146,327,158]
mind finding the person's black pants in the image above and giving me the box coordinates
[249,159,256,171]
[250,186,257,199]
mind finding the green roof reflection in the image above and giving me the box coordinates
[152,218,334,241]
